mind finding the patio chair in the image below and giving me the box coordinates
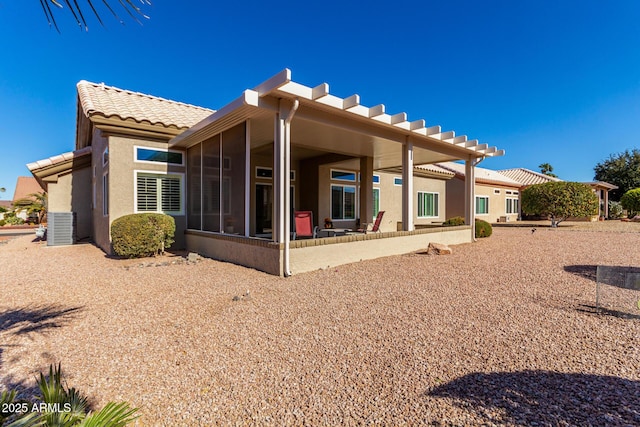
[292,211,318,240]
[358,211,385,234]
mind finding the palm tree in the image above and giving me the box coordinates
[12,191,47,224]
[39,0,152,31]
[538,162,558,178]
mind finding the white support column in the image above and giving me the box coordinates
[359,156,374,227]
[244,119,251,237]
[273,99,298,276]
[274,109,286,244]
[604,189,609,218]
[464,158,476,239]
[402,139,414,231]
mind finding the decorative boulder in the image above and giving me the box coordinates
[427,242,452,255]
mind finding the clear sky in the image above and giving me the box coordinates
[1,0,639,199]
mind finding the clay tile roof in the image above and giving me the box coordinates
[76,80,215,129]
[499,168,562,186]
[27,147,92,172]
[13,177,44,201]
[414,164,455,177]
[437,162,522,187]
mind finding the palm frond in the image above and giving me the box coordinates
[78,402,139,427]
[5,412,46,427]
[39,0,151,31]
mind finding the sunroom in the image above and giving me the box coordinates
[169,69,504,276]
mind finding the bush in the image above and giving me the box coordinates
[620,188,640,218]
[111,213,175,258]
[443,216,466,226]
[475,219,492,238]
[608,201,624,219]
[4,214,24,225]
[0,220,5,227]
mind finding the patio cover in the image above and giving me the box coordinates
[170,69,505,275]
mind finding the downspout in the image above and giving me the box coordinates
[283,99,299,277]
[471,156,485,242]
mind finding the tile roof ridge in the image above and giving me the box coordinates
[500,167,562,181]
[76,80,215,114]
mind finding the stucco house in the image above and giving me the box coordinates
[28,69,505,275]
[437,161,522,222]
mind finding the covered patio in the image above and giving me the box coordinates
[170,69,505,275]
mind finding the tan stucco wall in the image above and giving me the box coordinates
[92,130,110,252]
[377,171,448,230]
[107,135,187,250]
[289,226,471,274]
[47,167,92,239]
[445,177,520,223]
[317,167,449,232]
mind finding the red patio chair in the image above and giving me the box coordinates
[358,211,385,233]
[293,211,318,240]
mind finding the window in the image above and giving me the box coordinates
[331,185,356,220]
[102,147,109,166]
[135,147,184,165]
[418,192,439,217]
[494,189,500,194]
[476,196,489,215]
[136,172,183,215]
[393,177,402,186]
[373,174,380,184]
[102,173,109,216]
[373,188,380,218]
[506,198,519,214]
[256,167,295,180]
[256,167,272,179]
[331,170,356,182]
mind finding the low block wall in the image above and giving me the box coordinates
[185,226,471,276]
[289,226,471,275]
[185,231,282,275]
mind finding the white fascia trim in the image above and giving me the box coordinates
[170,90,261,147]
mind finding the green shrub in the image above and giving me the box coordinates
[621,188,640,218]
[4,213,24,225]
[443,216,466,226]
[0,219,5,227]
[111,213,175,258]
[475,219,492,238]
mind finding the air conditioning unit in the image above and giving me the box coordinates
[48,212,76,246]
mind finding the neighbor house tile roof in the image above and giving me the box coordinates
[13,177,44,201]
[414,164,456,178]
[0,200,12,209]
[76,80,215,130]
[27,147,92,172]
[437,162,521,187]
[499,168,562,186]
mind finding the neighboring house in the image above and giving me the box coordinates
[28,69,505,275]
[437,162,522,222]
[499,168,618,219]
[11,177,44,221]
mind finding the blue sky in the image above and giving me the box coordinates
[1,0,639,198]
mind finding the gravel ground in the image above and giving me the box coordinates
[1,223,639,426]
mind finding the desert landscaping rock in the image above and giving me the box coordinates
[0,221,639,425]
[426,242,453,255]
